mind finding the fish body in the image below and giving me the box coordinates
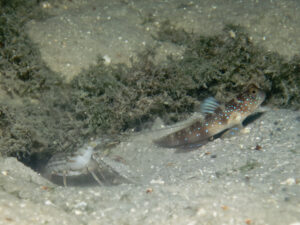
[154,84,266,148]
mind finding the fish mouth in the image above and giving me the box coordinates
[258,90,266,104]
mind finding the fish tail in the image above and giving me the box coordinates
[153,132,181,148]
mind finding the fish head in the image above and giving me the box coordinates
[243,84,266,111]
[226,84,266,125]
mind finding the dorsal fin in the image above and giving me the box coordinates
[200,97,220,115]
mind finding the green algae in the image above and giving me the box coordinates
[0,2,299,166]
[0,1,88,160]
[73,24,299,138]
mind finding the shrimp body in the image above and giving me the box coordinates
[44,139,134,187]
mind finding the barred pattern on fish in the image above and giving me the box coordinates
[154,84,266,149]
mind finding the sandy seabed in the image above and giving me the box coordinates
[0,0,299,224]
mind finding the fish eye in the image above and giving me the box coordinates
[251,89,256,94]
